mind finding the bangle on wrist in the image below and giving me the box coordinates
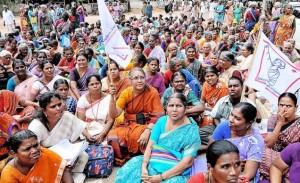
[146,127,152,131]
[142,160,148,164]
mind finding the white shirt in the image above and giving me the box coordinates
[2,10,15,24]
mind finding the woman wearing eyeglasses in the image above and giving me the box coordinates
[107,67,164,166]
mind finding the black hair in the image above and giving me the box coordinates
[51,40,59,47]
[133,42,145,52]
[134,53,147,67]
[53,79,70,90]
[206,140,239,167]
[63,46,74,54]
[84,48,94,57]
[26,30,35,37]
[0,64,7,77]
[12,59,26,69]
[41,60,53,70]
[147,57,160,65]
[86,74,101,87]
[229,76,243,86]
[8,130,38,153]
[33,92,61,131]
[171,71,186,83]
[185,45,196,51]
[76,50,89,60]
[278,92,297,106]
[220,51,237,65]
[204,65,219,77]
[234,102,257,124]
[166,92,188,108]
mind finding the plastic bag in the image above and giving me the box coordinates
[61,33,71,48]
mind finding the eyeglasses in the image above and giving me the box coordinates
[131,76,145,81]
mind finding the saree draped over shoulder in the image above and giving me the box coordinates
[28,111,87,147]
[1,147,67,183]
[115,116,201,183]
[14,76,37,100]
[260,116,300,180]
[274,14,296,47]
[107,86,164,164]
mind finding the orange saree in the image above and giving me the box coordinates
[274,14,296,47]
[201,80,228,126]
[107,86,164,165]
[1,147,67,183]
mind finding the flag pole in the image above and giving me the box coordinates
[240,0,266,102]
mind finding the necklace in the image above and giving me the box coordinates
[89,93,101,121]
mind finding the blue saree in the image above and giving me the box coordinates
[115,116,201,183]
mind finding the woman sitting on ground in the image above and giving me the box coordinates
[53,79,77,114]
[162,71,204,123]
[28,92,94,183]
[29,60,64,101]
[260,92,299,181]
[77,74,114,144]
[211,102,264,182]
[188,140,241,183]
[146,57,166,97]
[107,67,164,166]
[1,130,74,183]
[115,93,200,182]
[70,51,98,100]
[6,60,37,100]
[201,66,228,127]
[270,142,300,183]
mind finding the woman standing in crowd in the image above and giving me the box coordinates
[108,67,164,166]
[261,92,299,181]
[266,3,296,47]
[115,93,200,182]
[188,140,241,183]
[6,60,37,100]
[77,1,85,23]
[201,66,228,127]
[77,74,114,144]
[212,102,264,182]
[1,130,74,182]
[239,42,254,80]
[70,51,98,100]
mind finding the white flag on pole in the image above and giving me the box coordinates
[246,33,300,105]
[97,0,131,68]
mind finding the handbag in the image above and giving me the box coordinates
[61,33,71,48]
[84,144,114,178]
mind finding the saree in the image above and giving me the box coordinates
[40,12,53,34]
[28,111,87,147]
[215,5,225,24]
[14,75,37,100]
[227,128,264,182]
[234,7,242,24]
[274,14,296,47]
[107,86,164,165]
[77,95,111,136]
[77,5,85,23]
[269,8,281,42]
[245,9,259,31]
[201,81,228,126]
[260,116,300,180]
[101,77,131,99]
[1,147,67,183]
[70,67,98,96]
[146,72,166,97]
[224,6,234,25]
[115,116,200,183]
[219,65,241,87]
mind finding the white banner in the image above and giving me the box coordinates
[97,0,131,68]
[246,33,300,105]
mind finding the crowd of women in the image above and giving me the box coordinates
[0,0,299,182]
